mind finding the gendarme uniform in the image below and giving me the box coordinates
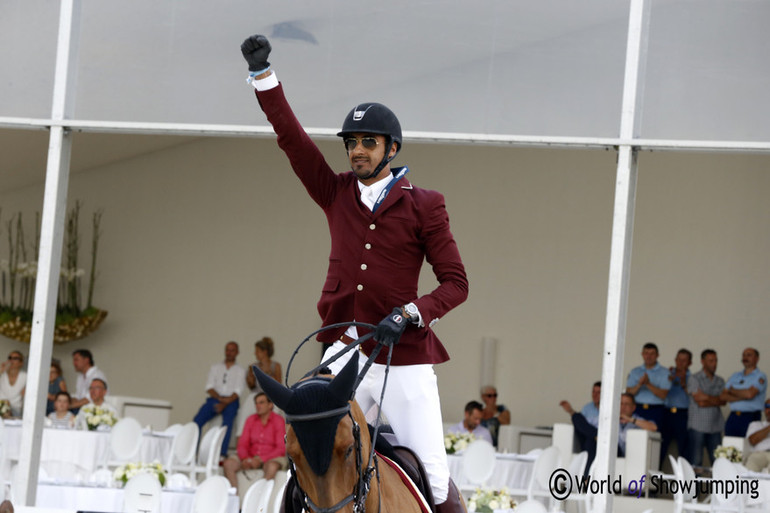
[627,362,671,427]
[724,368,767,437]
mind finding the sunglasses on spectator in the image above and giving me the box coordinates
[7,356,21,361]
[483,393,498,398]
[344,136,379,152]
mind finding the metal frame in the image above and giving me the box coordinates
[8,0,768,510]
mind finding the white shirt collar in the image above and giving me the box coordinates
[357,172,394,211]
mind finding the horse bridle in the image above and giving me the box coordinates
[285,405,377,513]
[283,323,394,513]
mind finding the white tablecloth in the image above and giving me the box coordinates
[447,453,535,490]
[3,421,173,480]
[36,482,239,513]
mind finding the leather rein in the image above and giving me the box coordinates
[284,323,395,513]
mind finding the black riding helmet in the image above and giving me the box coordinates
[337,103,402,181]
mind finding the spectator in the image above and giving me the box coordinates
[0,351,27,418]
[561,393,656,474]
[745,400,770,472]
[720,347,767,437]
[626,342,670,428]
[580,381,602,428]
[47,359,68,415]
[193,341,246,457]
[70,349,107,412]
[448,401,493,444]
[686,349,726,467]
[48,391,75,429]
[245,336,282,393]
[224,393,287,498]
[662,349,692,462]
[75,378,118,430]
[479,385,510,447]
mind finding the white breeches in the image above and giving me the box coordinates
[323,340,450,503]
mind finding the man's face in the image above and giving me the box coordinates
[591,385,601,406]
[742,348,759,369]
[675,352,692,371]
[345,133,393,182]
[702,353,718,375]
[255,395,273,416]
[72,353,86,373]
[464,408,483,430]
[89,381,107,404]
[225,343,239,362]
[642,347,658,367]
[620,395,635,417]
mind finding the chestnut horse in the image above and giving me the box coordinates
[254,351,430,513]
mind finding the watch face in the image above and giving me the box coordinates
[406,304,418,315]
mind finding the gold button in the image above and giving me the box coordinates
[369,224,376,230]
[357,284,364,291]
[361,264,367,270]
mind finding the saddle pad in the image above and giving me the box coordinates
[377,451,433,513]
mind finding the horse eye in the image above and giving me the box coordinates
[345,446,354,459]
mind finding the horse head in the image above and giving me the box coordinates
[254,352,373,510]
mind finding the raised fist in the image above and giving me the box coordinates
[241,34,271,72]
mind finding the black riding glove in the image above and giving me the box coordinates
[374,307,409,347]
[241,34,272,72]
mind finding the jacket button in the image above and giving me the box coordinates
[361,264,367,270]
[365,243,372,250]
[369,224,376,230]
[357,284,364,291]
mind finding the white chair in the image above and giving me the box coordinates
[526,445,561,511]
[191,475,230,513]
[559,451,589,513]
[123,471,162,513]
[271,471,290,513]
[165,422,199,474]
[109,417,144,467]
[459,439,496,493]
[711,458,745,512]
[190,425,227,483]
[671,456,710,513]
[513,499,548,513]
[163,423,184,436]
[242,478,275,513]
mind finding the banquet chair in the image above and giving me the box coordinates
[556,451,588,513]
[163,424,184,436]
[513,499,548,513]
[458,439,496,493]
[526,445,561,510]
[165,422,199,476]
[671,456,710,513]
[241,478,275,513]
[108,417,144,467]
[711,458,745,512]
[190,425,227,483]
[191,475,230,513]
[271,471,290,513]
[123,471,162,513]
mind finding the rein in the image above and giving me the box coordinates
[284,322,395,513]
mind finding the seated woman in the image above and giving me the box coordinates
[479,385,511,447]
[0,351,27,418]
[245,336,282,393]
[48,391,75,429]
[47,359,68,415]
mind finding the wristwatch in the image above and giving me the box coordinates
[403,303,420,324]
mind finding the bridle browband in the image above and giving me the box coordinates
[283,322,395,513]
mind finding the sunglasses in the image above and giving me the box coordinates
[8,356,21,361]
[343,136,379,152]
[483,393,498,398]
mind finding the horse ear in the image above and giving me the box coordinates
[253,364,293,410]
[328,351,359,403]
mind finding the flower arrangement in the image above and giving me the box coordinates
[113,461,168,487]
[0,202,107,344]
[714,445,743,463]
[444,432,475,454]
[81,404,118,431]
[468,487,517,513]
[0,399,11,418]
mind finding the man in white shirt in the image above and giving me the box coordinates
[193,341,246,457]
[75,378,118,430]
[745,401,770,472]
[70,349,107,412]
[447,401,493,444]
